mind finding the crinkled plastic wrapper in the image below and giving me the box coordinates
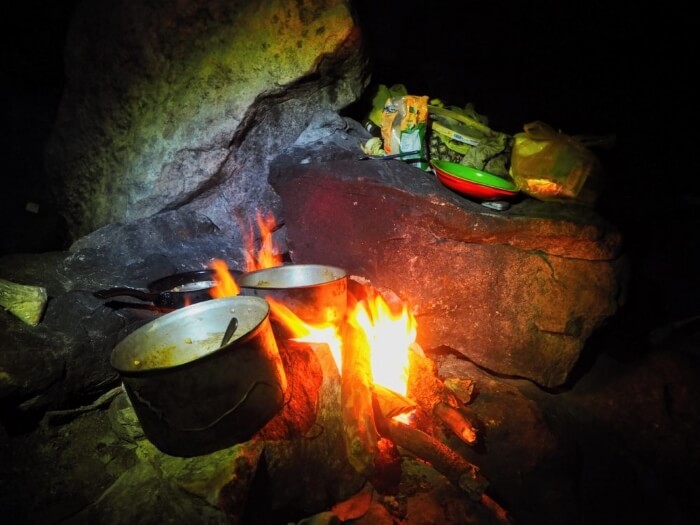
[509,121,602,204]
[381,95,429,170]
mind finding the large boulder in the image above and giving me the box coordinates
[0,210,245,419]
[269,115,629,388]
[46,0,369,242]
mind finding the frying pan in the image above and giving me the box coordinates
[93,269,241,309]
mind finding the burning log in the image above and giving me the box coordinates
[368,385,414,494]
[341,320,380,476]
[217,440,265,524]
[248,340,367,518]
[255,339,324,440]
[370,384,485,497]
[407,346,480,447]
[434,401,478,445]
[370,381,500,511]
[371,384,416,419]
[370,338,508,521]
[377,417,511,524]
[378,417,487,499]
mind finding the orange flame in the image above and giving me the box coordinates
[348,294,417,396]
[266,287,417,398]
[208,259,240,298]
[209,208,418,402]
[208,210,283,298]
[266,296,343,372]
[243,210,283,271]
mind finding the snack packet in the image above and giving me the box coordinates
[381,95,429,170]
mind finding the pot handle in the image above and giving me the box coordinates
[129,379,286,432]
[93,287,160,302]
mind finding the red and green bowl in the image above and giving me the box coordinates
[431,160,520,200]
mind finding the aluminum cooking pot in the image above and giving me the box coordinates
[237,264,348,325]
[110,295,287,457]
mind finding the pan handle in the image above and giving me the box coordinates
[93,287,161,303]
[94,287,190,309]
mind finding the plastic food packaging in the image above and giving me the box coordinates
[381,94,429,170]
[427,104,512,178]
[509,121,602,204]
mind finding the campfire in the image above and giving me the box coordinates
[192,213,511,523]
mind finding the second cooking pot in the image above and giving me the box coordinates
[237,264,348,325]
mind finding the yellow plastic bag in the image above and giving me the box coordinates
[509,121,602,203]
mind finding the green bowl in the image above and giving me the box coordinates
[431,160,519,200]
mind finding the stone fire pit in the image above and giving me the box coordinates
[3,115,698,525]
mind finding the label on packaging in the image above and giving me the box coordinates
[381,95,429,170]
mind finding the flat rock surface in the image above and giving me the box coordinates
[269,128,627,388]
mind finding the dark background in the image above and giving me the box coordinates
[1,1,78,254]
[350,0,699,357]
[2,0,698,326]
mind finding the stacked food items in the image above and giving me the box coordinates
[426,102,512,179]
[361,84,603,204]
[362,84,513,179]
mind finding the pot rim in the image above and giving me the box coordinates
[148,269,217,293]
[237,263,347,290]
[110,295,270,376]
[148,268,241,293]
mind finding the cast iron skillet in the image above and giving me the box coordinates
[93,269,241,309]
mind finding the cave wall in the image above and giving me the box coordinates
[43,0,369,242]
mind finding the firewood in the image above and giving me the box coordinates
[379,418,487,500]
[371,384,416,420]
[218,440,265,524]
[255,341,367,516]
[341,321,380,477]
[369,387,412,494]
[433,401,478,445]
[407,347,482,447]
[379,418,512,523]
[255,339,324,440]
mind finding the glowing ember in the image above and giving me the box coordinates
[208,259,240,298]
[243,210,283,271]
[266,296,343,372]
[348,294,417,397]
